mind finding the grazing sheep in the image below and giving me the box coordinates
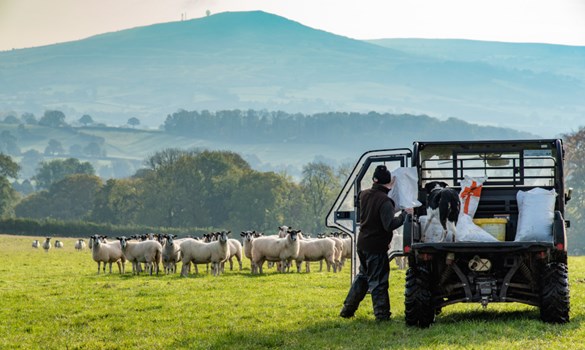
[90,235,126,274]
[75,239,86,251]
[180,231,231,277]
[251,228,300,274]
[32,240,39,249]
[55,240,64,248]
[295,236,337,273]
[42,237,51,252]
[162,234,188,274]
[332,232,352,271]
[226,237,243,271]
[116,236,162,275]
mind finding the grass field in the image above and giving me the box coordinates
[1,234,583,350]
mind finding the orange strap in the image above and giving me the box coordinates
[459,181,483,214]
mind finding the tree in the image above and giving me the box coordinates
[33,158,95,189]
[127,117,140,128]
[19,149,43,179]
[15,191,51,219]
[3,115,19,124]
[562,128,585,252]
[16,174,102,220]
[0,153,20,179]
[300,161,338,233]
[47,174,102,220]
[0,130,21,156]
[39,110,67,128]
[79,114,94,126]
[21,112,37,125]
[0,154,20,218]
[83,142,104,157]
[91,178,142,224]
[44,139,65,156]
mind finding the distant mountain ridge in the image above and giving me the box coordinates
[0,10,583,137]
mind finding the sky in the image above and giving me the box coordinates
[1,0,585,51]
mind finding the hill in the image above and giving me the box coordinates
[0,11,583,137]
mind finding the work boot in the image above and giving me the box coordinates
[371,289,391,321]
[339,306,355,318]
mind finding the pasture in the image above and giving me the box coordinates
[1,234,584,350]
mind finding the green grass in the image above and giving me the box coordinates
[1,234,583,350]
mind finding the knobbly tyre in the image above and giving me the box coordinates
[326,139,571,327]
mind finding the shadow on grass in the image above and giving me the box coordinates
[170,308,582,350]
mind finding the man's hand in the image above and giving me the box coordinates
[403,208,414,215]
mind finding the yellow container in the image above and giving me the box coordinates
[473,218,508,241]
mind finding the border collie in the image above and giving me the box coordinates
[422,181,460,242]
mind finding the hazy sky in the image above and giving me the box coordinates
[1,0,585,51]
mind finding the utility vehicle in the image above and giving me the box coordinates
[327,139,571,327]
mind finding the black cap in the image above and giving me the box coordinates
[373,165,391,185]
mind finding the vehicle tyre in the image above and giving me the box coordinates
[405,266,435,327]
[540,262,570,323]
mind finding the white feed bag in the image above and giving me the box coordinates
[455,214,499,242]
[459,175,487,218]
[419,215,454,243]
[388,167,422,212]
[515,188,556,242]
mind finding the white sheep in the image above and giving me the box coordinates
[55,240,64,248]
[389,229,407,270]
[116,236,162,275]
[42,237,51,252]
[75,239,87,251]
[295,236,337,273]
[90,235,126,274]
[325,234,343,271]
[251,228,300,274]
[32,240,39,248]
[240,231,260,271]
[332,232,352,271]
[226,238,243,271]
[180,231,231,277]
[162,234,188,274]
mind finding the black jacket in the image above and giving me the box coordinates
[357,183,407,254]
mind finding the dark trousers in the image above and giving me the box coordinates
[342,250,391,319]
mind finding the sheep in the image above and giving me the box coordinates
[325,233,343,271]
[42,237,51,252]
[162,234,188,274]
[75,239,87,251]
[332,232,352,271]
[225,236,243,271]
[180,231,231,277]
[295,235,337,273]
[55,240,64,248]
[251,228,300,274]
[32,240,39,248]
[90,235,126,274]
[116,236,162,275]
[389,229,407,270]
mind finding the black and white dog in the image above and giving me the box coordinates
[422,181,460,242]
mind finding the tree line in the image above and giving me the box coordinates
[0,149,343,236]
[162,109,532,147]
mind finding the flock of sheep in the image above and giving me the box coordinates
[31,226,359,277]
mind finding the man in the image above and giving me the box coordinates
[339,164,413,321]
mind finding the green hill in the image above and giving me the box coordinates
[0,11,583,137]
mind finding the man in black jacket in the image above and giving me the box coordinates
[339,165,413,321]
